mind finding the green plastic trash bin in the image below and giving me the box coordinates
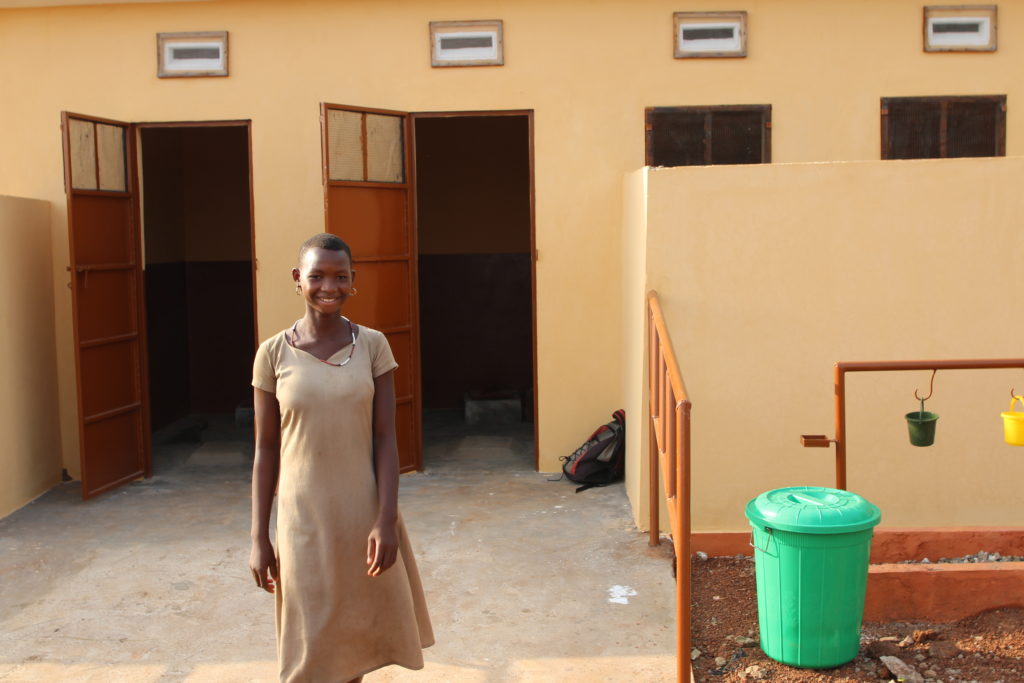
[745,486,881,668]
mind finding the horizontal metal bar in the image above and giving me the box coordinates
[838,359,1024,373]
[327,180,409,190]
[80,332,138,349]
[135,120,250,129]
[84,401,141,425]
[83,469,145,499]
[353,256,412,264]
[69,189,132,198]
[73,263,135,272]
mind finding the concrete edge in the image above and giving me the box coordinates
[691,527,1024,563]
[865,562,1024,622]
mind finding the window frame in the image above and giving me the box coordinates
[644,104,772,167]
[880,95,1006,160]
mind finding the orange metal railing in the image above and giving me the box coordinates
[647,291,693,683]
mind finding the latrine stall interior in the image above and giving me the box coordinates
[140,126,255,438]
[414,115,534,463]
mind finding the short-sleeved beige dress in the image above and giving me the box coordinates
[253,323,434,682]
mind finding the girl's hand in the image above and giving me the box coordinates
[366,521,399,577]
[250,538,279,593]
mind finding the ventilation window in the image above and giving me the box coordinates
[645,105,770,167]
[674,12,747,58]
[325,108,406,183]
[924,6,997,52]
[157,31,229,78]
[66,117,127,192]
[881,96,1005,159]
[430,20,503,67]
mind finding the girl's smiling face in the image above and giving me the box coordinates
[293,247,355,314]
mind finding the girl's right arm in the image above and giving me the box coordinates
[249,386,282,593]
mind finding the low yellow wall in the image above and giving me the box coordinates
[0,196,62,519]
[630,158,1024,531]
[621,170,648,521]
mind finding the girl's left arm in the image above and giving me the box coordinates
[367,369,400,577]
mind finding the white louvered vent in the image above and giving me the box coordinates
[430,21,503,67]
[924,6,997,52]
[157,31,229,78]
[674,12,747,58]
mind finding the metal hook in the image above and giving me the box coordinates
[914,369,937,401]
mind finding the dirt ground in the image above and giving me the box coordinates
[691,556,1024,683]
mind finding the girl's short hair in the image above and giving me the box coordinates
[298,233,352,264]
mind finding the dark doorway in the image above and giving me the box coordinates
[139,124,255,454]
[414,113,535,470]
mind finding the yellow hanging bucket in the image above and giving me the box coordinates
[1001,395,1024,446]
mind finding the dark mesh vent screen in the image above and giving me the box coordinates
[884,97,1003,159]
[710,110,764,165]
[682,27,735,40]
[932,21,982,34]
[647,107,768,167]
[648,110,706,167]
[440,36,493,50]
[172,47,221,60]
[948,101,997,158]
[887,102,941,159]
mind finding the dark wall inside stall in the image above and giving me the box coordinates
[415,116,532,412]
[142,127,254,429]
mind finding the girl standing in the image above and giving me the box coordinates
[249,233,433,682]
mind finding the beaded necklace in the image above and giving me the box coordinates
[287,316,357,367]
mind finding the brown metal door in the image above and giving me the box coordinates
[61,112,150,498]
[320,103,421,472]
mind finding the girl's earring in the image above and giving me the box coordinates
[350,287,358,296]
[295,284,301,295]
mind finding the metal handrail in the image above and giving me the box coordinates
[647,291,693,683]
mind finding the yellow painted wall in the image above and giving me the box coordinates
[635,158,1024,532]
[0,196,63,518]
[2,0,1024,486]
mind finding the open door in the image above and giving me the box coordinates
[61,112,150,498]
[320,103,422,472]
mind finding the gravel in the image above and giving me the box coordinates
[896,550,1024,564]
[691,556,1024,682]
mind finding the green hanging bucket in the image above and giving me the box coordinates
[906,398,938,447]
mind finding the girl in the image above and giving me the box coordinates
[249,233,433,682]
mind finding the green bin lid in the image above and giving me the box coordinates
[745,486,881,534]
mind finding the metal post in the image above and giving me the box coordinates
[835,364,846,490]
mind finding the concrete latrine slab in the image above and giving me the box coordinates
[0,417,676,682]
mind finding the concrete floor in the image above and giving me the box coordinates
[0,413,677,682]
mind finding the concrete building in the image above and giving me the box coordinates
[1,0,1022,535]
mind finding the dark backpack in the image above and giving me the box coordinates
[559,410,626,493]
